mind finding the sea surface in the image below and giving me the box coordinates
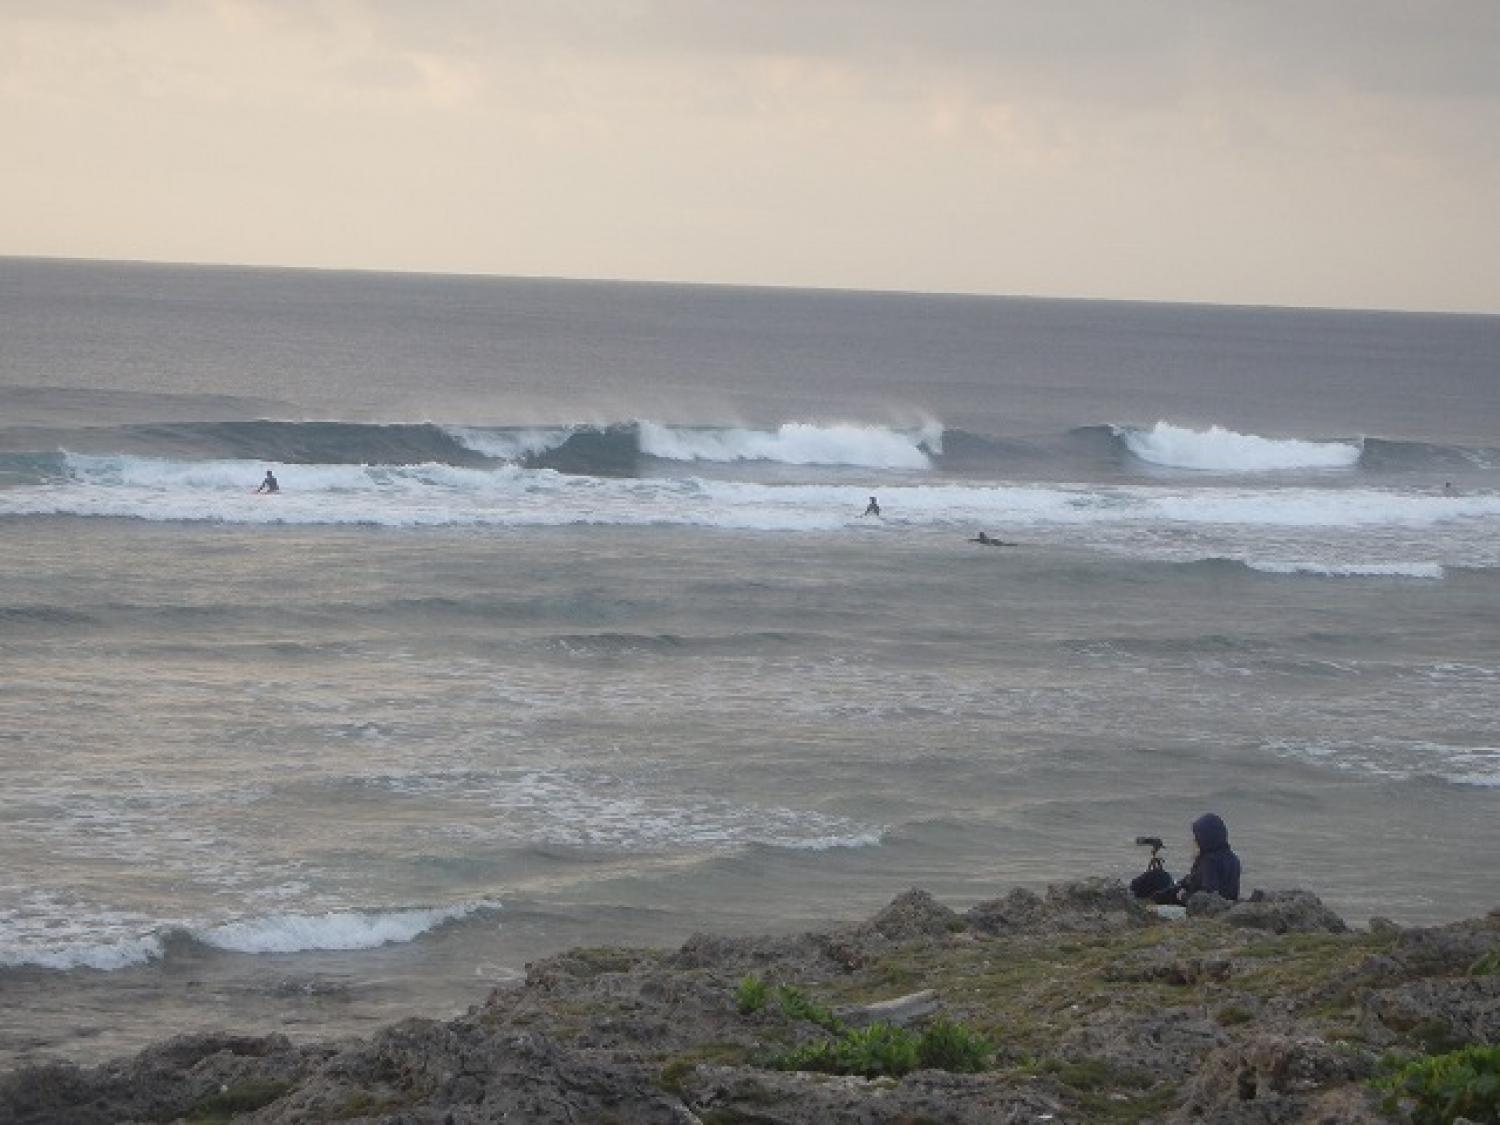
[1,257,1497,1067]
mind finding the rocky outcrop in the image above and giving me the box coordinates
[2,882,1495,1125]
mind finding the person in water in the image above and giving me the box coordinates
[255,470,280,494]
[970,531,1009,546]
[1158,813,1241,904]
[862,496,881,517]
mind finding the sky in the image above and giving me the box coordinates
[3,1,1499,313]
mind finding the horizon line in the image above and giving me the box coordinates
[4,252,1496,321]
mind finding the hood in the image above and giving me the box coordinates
[1192,813,1230,853]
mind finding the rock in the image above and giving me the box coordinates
[867,888,964,941]
[1367,916,1402,936]
[1219,890,1349,934]
[838,989,942,1029]
[1061,1008,1229,1075]
[966,878,1154,936]
[965,887,1047,934]
[1186,891,1235,919]
[1173,1033,1380,1123]
[0,1033,316,1125]
[1362,975,1500,1049]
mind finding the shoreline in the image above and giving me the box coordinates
[4,879,1496,1124]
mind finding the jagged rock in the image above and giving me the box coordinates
[867,888,963,941]
[1219,890,1349,934]
[965,887,1047,934]
[250,1022,686,1124]
[0,1033,317,1125]
[1362,975,1500,1048]
[680,1064,1063,1124]
[1061,1008,1230,1075]
[1186,890,1236,919]
[966,878,1154,936]
[1172,1033,1381,1123]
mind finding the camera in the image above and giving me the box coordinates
[1135,836,1164,850]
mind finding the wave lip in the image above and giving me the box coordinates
[639,421,938,470]
[196,902,498,954]
[1118,422,1361,472]
[0,935,166,972]
[1246,560,1445,579]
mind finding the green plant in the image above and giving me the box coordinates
[1374,1045,1500,1125]
[1469,951,1500,977]
[772,1021,920,1078]
[769,1018,993,1079]
[776,985,844,1034]
[735,974,769,1014]
[185,1079,293,1123]
[915,1018,992,1073]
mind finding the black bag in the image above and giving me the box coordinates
[1130,866,1174,900]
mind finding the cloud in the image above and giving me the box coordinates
[1,0,1497,310]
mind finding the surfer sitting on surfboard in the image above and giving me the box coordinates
[255,470,280,494]
[862,496,881,517]
[969,531,1014,546]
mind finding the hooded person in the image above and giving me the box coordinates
[1177,813,1241,902]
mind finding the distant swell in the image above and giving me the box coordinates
[1245,560,1445,579]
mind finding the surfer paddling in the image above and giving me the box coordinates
[969,531,1015,547]
[255,470,280,494]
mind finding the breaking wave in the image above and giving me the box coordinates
[636,421,939,469]
[1114,422,1362,472]
[3,451,1499,532]
[195,903,497,954]
[0,902,498,972]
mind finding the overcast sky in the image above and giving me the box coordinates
[3,1,1498,312]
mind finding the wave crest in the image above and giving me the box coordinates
[1118,422,1362,472]
[638,421,938,469]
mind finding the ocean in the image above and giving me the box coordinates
[1,257,1497,1067]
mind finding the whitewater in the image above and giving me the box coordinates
[1,258,1496,1068]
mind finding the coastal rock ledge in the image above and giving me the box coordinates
[3,880,1496,1124]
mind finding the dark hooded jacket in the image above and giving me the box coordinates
[1179,813,1241,901]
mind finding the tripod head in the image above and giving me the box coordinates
[1135,835,1166,872]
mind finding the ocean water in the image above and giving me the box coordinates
[1,257,1497,1067]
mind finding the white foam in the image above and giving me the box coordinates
[193,906,495,954]
[1120,422,1361,472]
[0,934,164,971]
[446,427,573,461]
[1246,560,1445,579]
[1268,739,1500,788]
[377,767,886,853]
[196,902,497,954]
[4,453,1499,536]
[639,421,936,469]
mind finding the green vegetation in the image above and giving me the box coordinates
[184,1079,292,1124]
[776,984,844,1034]
[767,1015,992,1079]
[771,1021,920,1078]
[735,973,769,1014]
[1374,1045,1500,1125]
[910,1017,992,1073]
[1469,950,1500,977]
